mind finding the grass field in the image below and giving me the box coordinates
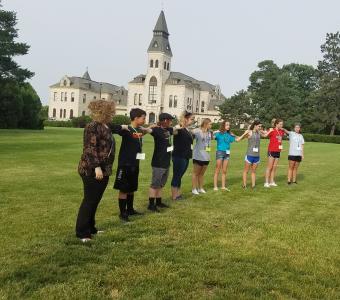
[0,127,339,299]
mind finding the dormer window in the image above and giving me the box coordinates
[166,44,170,50]
[63,80,67,86]
[153,41,158,48]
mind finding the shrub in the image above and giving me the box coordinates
[302,133,340,144]
[43,120,73,127]
[71,116,92,128]
[112,115,130,125]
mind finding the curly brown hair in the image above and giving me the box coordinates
[88,100,116,124]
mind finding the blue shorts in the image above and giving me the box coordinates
[245,155,260,164]
[216,150,230,161]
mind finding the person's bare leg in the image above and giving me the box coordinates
[243,162,250,187]
[192,164,200,190]
[270,159,279,184]
[171,187,178,200]
[198,165,208,189]
[251,163,258,187]
[293,162,300,182]
[119,192,127,199]
[221,160,229,188]
[149,187,157,198]
[265,157,274,184]
[287,161,294,182]
[214,160,222,189]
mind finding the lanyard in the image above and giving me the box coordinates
[131,126,142,150]
[201,130,211,146]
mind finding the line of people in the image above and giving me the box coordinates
[75,100,305,242]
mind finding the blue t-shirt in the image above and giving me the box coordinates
[214,132,236,151]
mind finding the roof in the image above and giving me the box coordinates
[147,11,172,57]
[82,70,91,80]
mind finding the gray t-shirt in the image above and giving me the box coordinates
[192,128,211,161]
[288,131,305,156]
[246,131,261,157]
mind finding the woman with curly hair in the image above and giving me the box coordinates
[76,100,127,242]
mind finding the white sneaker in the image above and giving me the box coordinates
[80,238,91,243]
[198,188,206,194]
[264,183,270,188]
[213,187,218,191]
[221,187,231,192]
[192,189,199,195]
[269,182,278,187]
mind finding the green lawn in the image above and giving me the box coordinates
[0,127,339,299]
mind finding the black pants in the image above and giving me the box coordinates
[75,175,109,239]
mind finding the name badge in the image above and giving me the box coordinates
[167,146,174,152]
[253,147,259,153]
[191,144,194,150]
[205,146,211,152]
[226,150,230,155]
[279,145,283,150]
[136,153,146,160]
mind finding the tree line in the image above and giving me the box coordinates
[219,32,340,135]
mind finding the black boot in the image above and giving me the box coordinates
[148,197,159,212]
[156,197,169,208]
[118,199,129,222]
[127,194,143,215]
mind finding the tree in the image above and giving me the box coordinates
[316,32,340,135]
[0,1,33,82]
[219,90,253,126]
[39,105,49,121]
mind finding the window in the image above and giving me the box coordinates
[169,95,173,107]
[52,108,56,118]
[201,101,205,113]
[149,112,156,124]
[59,109,62,118]
[121,90,124,96]
[148,76,157,104]
[150,60,154,68]
[70,109,73,119]
[155,60,159,68]
[94,96,96,100]
[153,41,158,48]
[134,93,137,105]
[167,63,170,71]
[164,61,167,69]
[138,94,142,106]
[53,92,57,101]
[63,109,66,118]
[174,96,178,108]
[64,92,67,101]
[82,111,86,117]
[61,92,64,102]
[71,92,74,102]
[64,80,67,86]
[83,94,86,103]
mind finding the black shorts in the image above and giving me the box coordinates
[114,165,139,193]
[268,151,281,159]
[193,159,210,166]
[288,155,302,162]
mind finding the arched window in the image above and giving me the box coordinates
[64,92,67,101]
[167,62,170,71]
[148,76,157,104]
[164,61,167,69]
[82,111,86,117]
[59,109,63,118]
[138,94,142,106]
[169,95,173,108]
[149,112,156,124]
[71,92,74,102]
[155,60,159,68]
[70,109,73,119]
[174,96,178,108]
[64,80,67,86]
[63,109,66,118]
[150,60,153,68]
[201,101,205,113]
[134,93,137,105]
[53,108,56,118]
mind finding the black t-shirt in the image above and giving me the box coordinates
[151,127,173,168]
[117,126,143,167]
[173,128,193,159]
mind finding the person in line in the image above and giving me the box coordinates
[285,124,305,184]
[113,108,148,222]
[147,113,174,211]
[239,120,266,189]
[76,100,128,242]
[213,121,241,191]
[171,111,195,200]
[264,118,286,188]
[191,118,213,195]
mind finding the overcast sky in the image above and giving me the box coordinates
[4,0,340,104]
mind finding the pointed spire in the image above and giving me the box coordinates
[82,68,91,80]
[153,10,169,36]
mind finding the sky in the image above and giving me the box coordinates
[3,0,340,104]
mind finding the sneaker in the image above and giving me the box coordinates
[80,238,91,243]
[127,209,143,216]
[293,181,298,184]
[213,187,218,191]
[119,213,130,222]
[148,204,160,212]
[287,181,292,185]
[192,189,199,195]
[242,185,247,189]
[198,189,206,194]
[221,187,231,192]
[269,182,278,187]
[264,183,270,188]
[176,195,183,201]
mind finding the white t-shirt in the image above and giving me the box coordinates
[288,132,305,156]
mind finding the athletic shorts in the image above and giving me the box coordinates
[268,151,281,159]
[114,165,139,193]
[216,150,230,161]
[193,159,210,166]
[150,167,169,189]
[245,155,260,164]
[288,155,302,162]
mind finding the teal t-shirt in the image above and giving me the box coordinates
[214,132,236,151]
